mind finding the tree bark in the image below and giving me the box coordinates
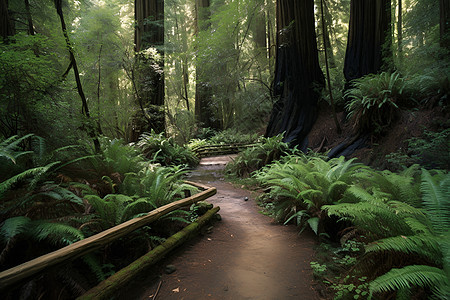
[398,0,402,55]
[24,0,35,35]
[265,0,324,150]
[194,0,220,129]
[0,0,14,40]
[320,0,341,134]
[134,0,165,134]
[343,0,392,84]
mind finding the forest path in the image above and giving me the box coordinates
[120,155,319,300]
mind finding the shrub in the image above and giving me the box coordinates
[225,134,289,178]
[137,131,198,167]
[345,72,405,135]
[255,155,367,235]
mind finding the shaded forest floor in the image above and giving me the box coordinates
[308,100,449,169]
[119,156,319,300]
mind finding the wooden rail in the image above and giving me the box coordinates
[78,206,221,300]
[0,185,216,290]
[192,143,257,158]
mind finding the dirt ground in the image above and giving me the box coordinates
[308,101,449,169]
[119,156,319,300]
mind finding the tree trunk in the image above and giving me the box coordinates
[24,0,35,35]
[54,0,101,152]
[398,0,402,55]
[323,1,336,68]
[320,0,341,134]
[0,0,14,40]
[194,0,220,129]
[135,0,165,134]
[441,0,450,49]
[343,0,392,84]
[265,0,325,150]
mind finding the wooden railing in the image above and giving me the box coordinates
[192,143,257,158]
[0,183,217,290]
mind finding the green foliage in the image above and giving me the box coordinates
[345,72,405,134]
[120,165,198,207]
[0,134,34,165]
[208,128,260,145]
[408,129,450,170]
[0,216,84,261]
[225,134,289,178]
[137,131,198,167]
[97,137,144,175]
[369,265,447,297]
[255,155,367,234]
[323,168,450,298]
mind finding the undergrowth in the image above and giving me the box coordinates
[254,153,449,299]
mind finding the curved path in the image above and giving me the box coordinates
[120,156,319,300]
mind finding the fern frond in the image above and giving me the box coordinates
[0,216,31,242]
[121,198,156,222]
[31,221,84,246]
[370,265,447,295]
[81,254,107,282]
[0,166,49,195]
[366,234,442,265]
[421,169,450,233]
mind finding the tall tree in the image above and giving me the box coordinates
[1,0,14,39]
[194,0,220,129]
[265,0,324,150]
[441,0,450,48]
[135,0,165,134]
[343,0,392,84]
[54,0,101,152]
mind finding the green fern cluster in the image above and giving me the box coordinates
[257,152,449,299]
[255,155,367,234]
[323,169,449,299]
[84,165,198,230]
[225,134,289,178]
[137,131,199,167]
[345,71,405,135]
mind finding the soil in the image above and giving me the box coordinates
[119,155,320,300]
[308,101,449,169]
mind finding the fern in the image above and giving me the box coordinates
[0,164,57,195]
[31,221,84,245]
[0,134,35,164]
[0,216,31,242]
[369,265,447,296]
[366,234,442,265]
[420,169,450,234]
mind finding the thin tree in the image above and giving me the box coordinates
[194,0,219,129]
[265,0,325,150]
[54,0,101,152]
[320,0,341,134]
[441,0,450,48]
[398,0,402,55]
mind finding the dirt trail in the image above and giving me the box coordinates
[120,156,319,300]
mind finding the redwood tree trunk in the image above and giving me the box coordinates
[343,0,392,84]
[194,0,220,129]
[135,0,165,134]
[1,0,14,40]
[265,0,324,150]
